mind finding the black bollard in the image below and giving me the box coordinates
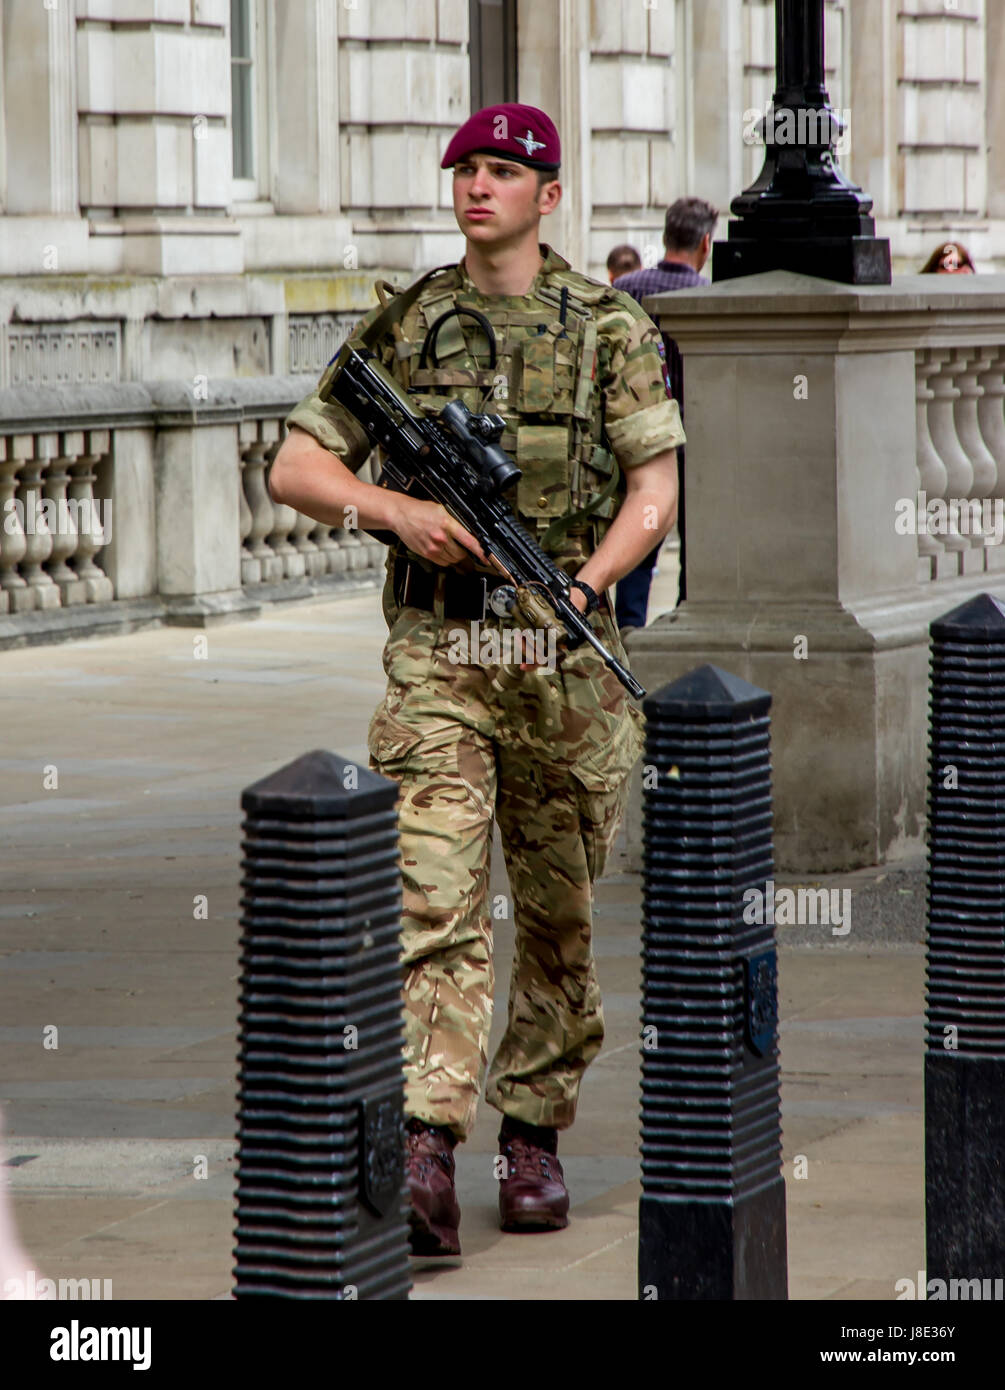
[638,665,787,1300]
[925,593,1005,1287]
[233,749,410,1300]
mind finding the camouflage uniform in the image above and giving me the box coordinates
[287,245,684,1142]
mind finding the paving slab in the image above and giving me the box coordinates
[0,550,932,1301]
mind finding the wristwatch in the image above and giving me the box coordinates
[570,579,601,615]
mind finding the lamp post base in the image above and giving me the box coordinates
[713,233,892,286]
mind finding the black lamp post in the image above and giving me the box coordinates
[713,0,891,285]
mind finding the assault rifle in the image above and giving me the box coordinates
[319,342,645,701]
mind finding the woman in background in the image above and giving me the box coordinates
[921,241,976,274]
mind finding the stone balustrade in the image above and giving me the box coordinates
[0,428,113,617]
[0,376,385,648]
[914,344,1005,582]
[237,414,381,591]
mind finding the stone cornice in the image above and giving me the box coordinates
[646,272,1005,353]
[0,375,317,434]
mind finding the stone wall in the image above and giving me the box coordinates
[0,272,387,387]
[337,0,468,271]
[3,0,1003,290]
[586,0,679,268]
[851,0,999,270]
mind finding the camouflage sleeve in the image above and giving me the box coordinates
[284,302,387,473]
[599,295,686,470]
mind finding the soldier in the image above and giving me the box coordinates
[268,102,684,1258]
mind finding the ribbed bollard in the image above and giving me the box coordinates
[638,665,787,1300]
[233,749,410,1300]
[925,593,1005,1284]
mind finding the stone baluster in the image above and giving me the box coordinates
[950,348,998,564]
[915,353,948,580]
[44,431,89,605]
[312,520,346,574]
[365,537,387,569]
[238,420,261,585]
[255,422,320,578]
[263,423,304,579]
[0,437,29,613]
[338,527,368,571]
[976,348,1005,573]
[358,450,387,566]
[69,431,114,603]
[927,348,976,573]
[242,432,282,582]
[17,432,61,610]
[290,504,324,576]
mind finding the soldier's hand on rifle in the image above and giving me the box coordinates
[388,496,488,567]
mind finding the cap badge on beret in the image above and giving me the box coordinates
[515,130,546,158]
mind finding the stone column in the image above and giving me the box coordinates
[273,0,340,213]
[516,0,588,270]
[987,0,1005,223]
[98,428,158,602]
[0,15,6,212]
[688,0,746,216]
[150,385,260,625]
[2,0,78,215]
[556,0,589,274]
[846,0,898,224]
[584,0,680,275]
[625,271,1005,873]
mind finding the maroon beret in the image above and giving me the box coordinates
[441,104,561,171]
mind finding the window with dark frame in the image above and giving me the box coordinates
[468,0,518,112]
[230,0,254,181]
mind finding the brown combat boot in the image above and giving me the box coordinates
[405,1118,462,1256]
[497,1117,570,1233]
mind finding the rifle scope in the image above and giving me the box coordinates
[438,399,522,499]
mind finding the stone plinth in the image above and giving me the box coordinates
[626,271,1005,872]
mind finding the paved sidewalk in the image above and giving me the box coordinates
[0,560,924,1301]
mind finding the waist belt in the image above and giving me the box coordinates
[392,554,609,622]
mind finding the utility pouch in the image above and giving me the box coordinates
[516,425,572,520]
[516,333,557,412]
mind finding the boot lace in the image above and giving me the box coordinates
[406,1124,453,1183]
[501,1134,556,1182]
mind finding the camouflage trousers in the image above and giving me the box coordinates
[366,584,645,1143]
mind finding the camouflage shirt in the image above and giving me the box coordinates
[287,243,685,569]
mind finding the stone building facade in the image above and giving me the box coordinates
[2,0,1002,372]
[0,0,1002,648]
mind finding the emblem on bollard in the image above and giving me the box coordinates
[359,1092,405,1218]
[744,949,778,1057]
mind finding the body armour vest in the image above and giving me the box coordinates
[358,246,628,575]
